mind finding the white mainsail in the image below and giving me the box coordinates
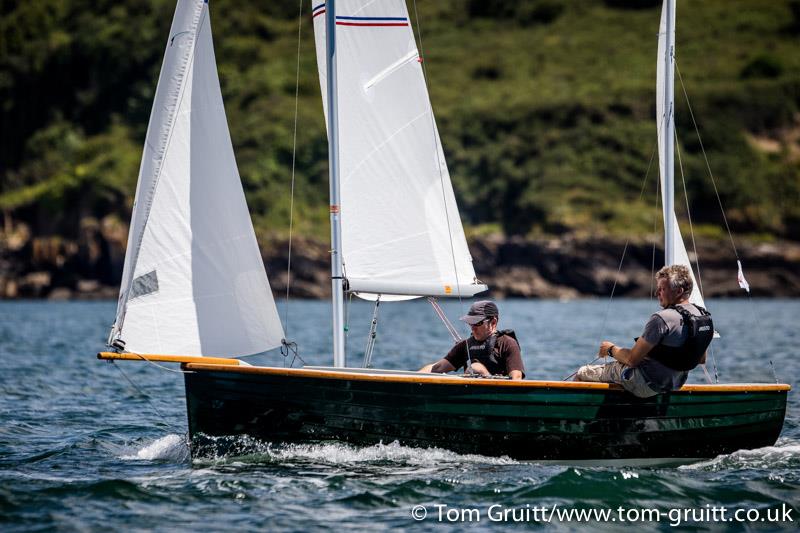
[110,0,284,356]
[656,0,705,307]
[311,0,487,300]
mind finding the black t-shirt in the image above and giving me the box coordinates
[441,334,525,377]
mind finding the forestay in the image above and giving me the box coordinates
[109,0,284,356]
[656,0,705,307]
[311,0,487,300]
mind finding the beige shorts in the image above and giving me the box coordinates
[575,361,659,398]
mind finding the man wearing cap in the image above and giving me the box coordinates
[419,301,525,380]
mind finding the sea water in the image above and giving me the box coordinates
[1,299,798,531]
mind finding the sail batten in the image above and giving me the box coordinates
[311,0,482,300]
[349,279,487,299]
[111,0,284,357]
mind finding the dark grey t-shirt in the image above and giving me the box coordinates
[637,303,704,392]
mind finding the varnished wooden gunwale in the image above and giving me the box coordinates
[182,362,791,393]
[97,351,241,366]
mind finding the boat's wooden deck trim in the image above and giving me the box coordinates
[181,363,791,392]
[97,351,242,366]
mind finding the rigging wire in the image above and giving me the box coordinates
[674,130,716,383]
[675,61,739,259]
[769,361,779,384]
[673,131,706,297]
[595,134,660,346]
[564,136,660,381]
[283,0,305,347]
[675,60,781,383]
[428,297,463,343]
[411,0,466,314]
[363,296,381,368]
[111,361,181,432]
[120,351,194,375]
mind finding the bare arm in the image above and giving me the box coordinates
[467,361,491,376]
[599,337,655,368]
[419,359,456,373]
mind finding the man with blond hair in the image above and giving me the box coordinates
[575,265,713,397]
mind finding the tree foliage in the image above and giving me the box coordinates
[1,0,799,242]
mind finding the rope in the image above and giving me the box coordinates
[675,60,782,382]
[674,129,717,384]
[111,361,180,431]
[675,61,740,259]
[595,241,630,345]
[121,351,194,374]
[563,357,602,381]
[673,130,706,297]
[427,297,463,343]
[672,123,720,382]
[701,363,713,384]
[281,339,305,368]
[708,343,719,383]
[567,138,659,381]
[344,290,352,337]
[593,132,660,349]
[283,0,305,341]
[362,296,381,368]
[411,0,465,311]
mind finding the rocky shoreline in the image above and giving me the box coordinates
[1,217,799,300]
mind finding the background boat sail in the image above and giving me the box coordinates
[99,0,788,461]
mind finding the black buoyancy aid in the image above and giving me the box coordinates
[465,330,520,374]
[497,329,520,348]
[647,304,714,371]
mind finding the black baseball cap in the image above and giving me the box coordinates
[460,300,499,325]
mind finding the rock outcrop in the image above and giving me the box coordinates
[1,218,798,299]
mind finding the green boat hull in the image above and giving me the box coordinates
[184,367,788,460]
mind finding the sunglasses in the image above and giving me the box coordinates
[470,318,491,327]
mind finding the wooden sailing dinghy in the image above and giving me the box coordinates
[99,0,788,461]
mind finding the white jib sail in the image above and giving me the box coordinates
[110,0,284,356]
[656,0,706,308]
[311,1,486,300]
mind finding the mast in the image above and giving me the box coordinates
[327,0,346,367]
[663,0,676,266]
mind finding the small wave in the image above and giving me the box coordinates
[193,435,517,466]
[121,434,190,462]
[271,440,518,466]
[679,440,800,471]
